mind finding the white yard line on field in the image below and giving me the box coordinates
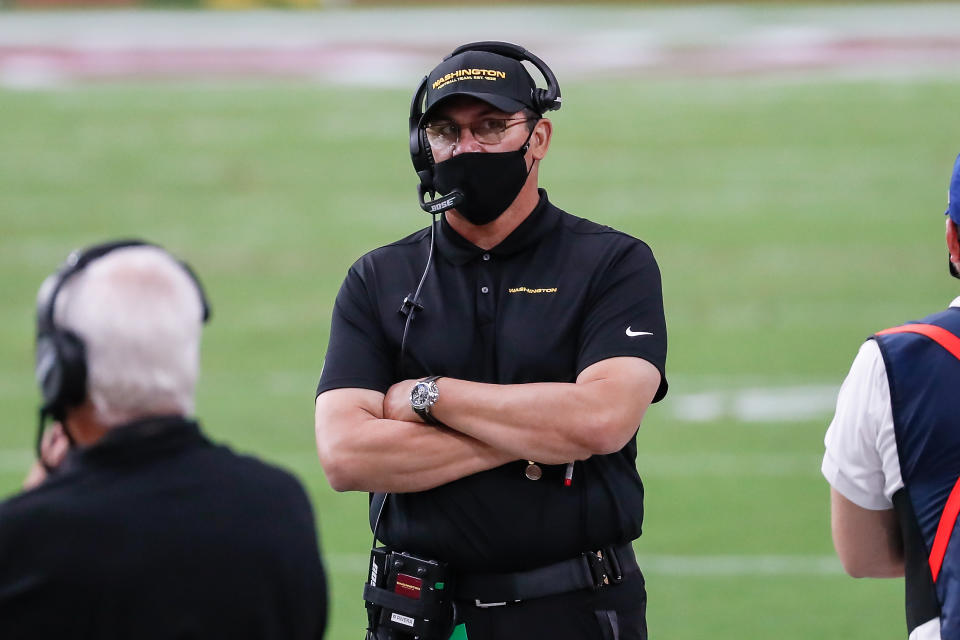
[259,371,842,424]
[324,551,844,576]
[639,554,843,576]
[635,452,822,477]
[0,383,841,478]
[665,384,840,423]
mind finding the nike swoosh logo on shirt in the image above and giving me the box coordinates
[626,327,653,337]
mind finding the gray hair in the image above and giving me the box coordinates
[53,246,204,427]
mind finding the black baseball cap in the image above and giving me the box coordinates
[421,49,537,124]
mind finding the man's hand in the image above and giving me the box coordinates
[383,379,423,423]
[23,423,70,490]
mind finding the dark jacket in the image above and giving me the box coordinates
[0,416,327,639]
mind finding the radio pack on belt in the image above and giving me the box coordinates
[363,547,457,640]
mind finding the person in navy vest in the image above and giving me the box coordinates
[823,153,960,640]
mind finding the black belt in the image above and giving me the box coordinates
[454,543,641,607]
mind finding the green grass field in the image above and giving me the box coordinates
[2,75,957,638]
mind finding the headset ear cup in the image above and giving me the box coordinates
[410,122,424,166]
[55,329,88,411]
[35,334,63,412]
[422,129,435,179]
[414,128,435,193]
[532,87,559,113]
[532,88,549,113]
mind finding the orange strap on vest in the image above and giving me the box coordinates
[875,323,960,582]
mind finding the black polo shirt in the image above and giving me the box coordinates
[317,189,667,572]
[0,416,327,639]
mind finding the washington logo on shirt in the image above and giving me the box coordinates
[508,286,558,294]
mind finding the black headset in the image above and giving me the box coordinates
[34,240,211,444]
[408,41,562,214]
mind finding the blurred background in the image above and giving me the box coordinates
[2,2,959,639]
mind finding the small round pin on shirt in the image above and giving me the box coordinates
[524,461,542,481]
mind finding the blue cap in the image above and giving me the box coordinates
[947,153,960,225]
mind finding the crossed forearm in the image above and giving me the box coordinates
[316,390,514,493]
[382,358,660,465]
[406,379,636,464]
[316,359,659,493]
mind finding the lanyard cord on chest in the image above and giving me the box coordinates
[373,213,440,550]
[398,213,439,381]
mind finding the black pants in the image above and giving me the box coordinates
[454,572,646,640]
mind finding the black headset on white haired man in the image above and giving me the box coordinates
[34,239,211,468]
[408,41,563,215]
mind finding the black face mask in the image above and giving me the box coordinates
[432,130,536,226]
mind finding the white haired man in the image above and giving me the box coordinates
[0,241,328,639]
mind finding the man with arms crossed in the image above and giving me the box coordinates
[316,42,667,639]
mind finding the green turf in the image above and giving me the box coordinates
[2,76,955,639]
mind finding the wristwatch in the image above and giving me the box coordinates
[410,375,442,425]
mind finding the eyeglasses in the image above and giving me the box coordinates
[423,117,536,153]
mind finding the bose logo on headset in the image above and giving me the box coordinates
[408,41,562,215]
[429,196,459,214]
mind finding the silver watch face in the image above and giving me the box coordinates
[411,381,438,411]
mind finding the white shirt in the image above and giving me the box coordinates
[822,337,902,510]
[822,298,960,640]
[823,296,960,509]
